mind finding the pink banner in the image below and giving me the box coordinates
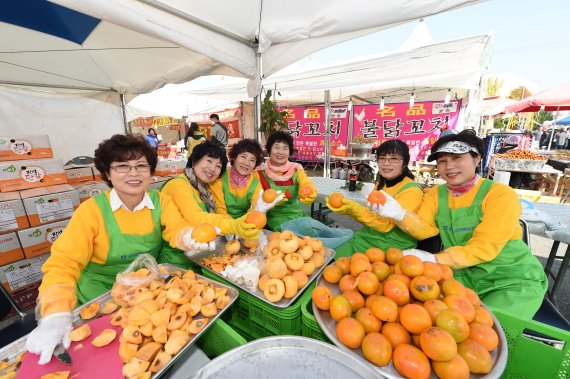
[278,106,349,161]
[352,100,462,161]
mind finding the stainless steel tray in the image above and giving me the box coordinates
[189,335,381,379]
[0,264,238,379]
[313,274,508,379]
[189,246,335,309]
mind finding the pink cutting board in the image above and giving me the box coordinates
[18,314,124,379]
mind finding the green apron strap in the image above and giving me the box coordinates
[222,171,258,219]
[261,170,306,231]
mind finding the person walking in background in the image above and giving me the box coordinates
[556,128,567,150]
[145,127,160,150]
[184,122,206,158]
[209,113,228,149]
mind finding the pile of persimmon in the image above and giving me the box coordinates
[313,247,499,379]
[71,269,232,378]
[259,231,327,303]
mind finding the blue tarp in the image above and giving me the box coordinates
[554,115,570,125]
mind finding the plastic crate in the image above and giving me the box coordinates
[201,269,312,338]
[196,318,247,358]
[300,290,331,343]
[492,308,570,378]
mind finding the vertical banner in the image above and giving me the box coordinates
[278,106,349,161]
[352,100,462,161]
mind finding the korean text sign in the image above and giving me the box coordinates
[278,106,349,161]
[353,100,462,161]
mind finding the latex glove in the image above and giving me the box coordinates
[26,312,73,365]
[299,184,318,205]
[368,191,405,221]
[182,226,221,257]
[325,197,363,216]
[254,190,285,213]
[224,215,261,240]
[403,249,437,263]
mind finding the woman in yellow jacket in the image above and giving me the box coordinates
[327,140,424,258]
[158,141,261,267]
[257,131,317,231]
[370,130,547,319]
[26,134,207,364]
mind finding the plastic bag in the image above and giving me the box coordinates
[110,253,159,307]
[281,217,353,249]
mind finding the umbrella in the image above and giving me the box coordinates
[504,83,570,150]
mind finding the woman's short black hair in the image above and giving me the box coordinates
[266,131,294,155]
[431,129,485,160]
[94,134,157,187]
[375,139,414,187]
[229,138,264,167]
[148,128,156,135]
[188,141,228,177]
[188,122,199,135]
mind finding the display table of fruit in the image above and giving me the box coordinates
[312,248,507,379]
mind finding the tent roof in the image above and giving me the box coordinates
[183,34,492,103]
[481,96,516,117]
[504,83,570,113]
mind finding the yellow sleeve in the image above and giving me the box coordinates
[210,178,229,216]
[158,192,194,249]
[436,184,523,269]
[296,167,314,189]
[396,186,441,240]
[39,200,102,315]
[357,185,424,233]
[160,176,235,234]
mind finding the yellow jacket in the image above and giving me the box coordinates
[210,170,262,217]
[397,180,523,269]
[39,190,188,315]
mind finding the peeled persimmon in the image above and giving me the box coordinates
[262,188,278,203]
[191,224,217,243]
[367,190,387,206]
[245,211,267,229]
[328,192,344,208]
[336,317,365,349]
[312,286,333,311]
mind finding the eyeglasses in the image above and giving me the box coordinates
[111,163,151,173]
[377,156,403,164]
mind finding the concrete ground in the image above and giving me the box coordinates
[303,167,570,321]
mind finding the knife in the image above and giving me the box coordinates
[53,343,72,365]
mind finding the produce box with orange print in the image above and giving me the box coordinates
[91,167,105,182]
[155,159,186,176]
[20,184,80,226]
[0,191,29,234]
[72,182,110,203]
[0,159,67,192]
[16,219,68,258]
[65,166,95,184]
[0,253,49,311]
[0,232,25,266]
[0,135,53,162]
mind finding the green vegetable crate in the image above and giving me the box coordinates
[196,318,247,358]
[300,290,331,343]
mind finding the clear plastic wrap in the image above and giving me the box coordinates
[110,253,159,307]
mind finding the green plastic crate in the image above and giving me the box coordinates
[196,318,247,358]
[492,308,570,378]
[300,291,331,343]
[201,269,313,337]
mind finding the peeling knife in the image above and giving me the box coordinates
[53,343,72,365]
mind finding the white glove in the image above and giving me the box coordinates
[225,234,240,242]
[183,227,221,258]
[403,249,437,263]
[254,190,285,213]
[26,312,73,365]
[368,191,405,221]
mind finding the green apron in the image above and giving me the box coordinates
[259,170,306,232]
[222,171,258,219]
[437,179,547,319]
[156,176,204,269]
[335,182,422,259]
[76,191,163,304]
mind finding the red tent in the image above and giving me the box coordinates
[504,83,570,113]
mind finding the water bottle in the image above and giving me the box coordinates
[349,165,358,191]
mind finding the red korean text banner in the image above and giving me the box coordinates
[278,106,349,161]
[353,100,462,161]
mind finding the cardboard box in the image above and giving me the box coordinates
[0,232,25,265]
[0,254,49,311]
[0,159,67,192]
[148,176,175,191]
[0,135,53,161]
[65,167,95,184]
[17,219,69,258]
[72,182,110,203]
[20,184,80,226]
[91,167,105,182]
[155,160,185,177]
[0,191,29,234]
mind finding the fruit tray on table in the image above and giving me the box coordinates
[0,264,238,379]
[189,246,334,309]
[313,274,509,379]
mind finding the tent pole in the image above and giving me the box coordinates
[324,90,331,178]
[548,106,560,151]
[119,93,131,135]
[348,98,354,150]
[254,53,263,144]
